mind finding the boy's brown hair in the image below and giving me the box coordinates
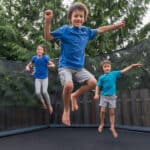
[100,59,112,70]
[67,2,88,22]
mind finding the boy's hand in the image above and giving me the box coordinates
[131,63,143,68]
[115,21,125,29]
[94,94,99,100]
[44,10,53,22]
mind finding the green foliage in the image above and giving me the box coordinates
[0,63,36,106]
[0,0,66,60]
[0,0,149,59]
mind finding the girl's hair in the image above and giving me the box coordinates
[37,44,47,54]
[100,59,112,69]
[67,2,88,22]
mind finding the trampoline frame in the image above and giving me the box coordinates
[0,124,150,138]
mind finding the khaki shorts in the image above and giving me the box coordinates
[58,68,95,86]
[99,96,117,108]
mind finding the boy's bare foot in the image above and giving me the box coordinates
[62,110,70,126]
[98,124,104,133]
[71,94,78,111]
[110,128,118,138]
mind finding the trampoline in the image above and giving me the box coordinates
[0,126,150,150]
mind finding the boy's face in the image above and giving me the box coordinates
[36,46,44,57]
[70,10,85,27]
[102,63,111,74]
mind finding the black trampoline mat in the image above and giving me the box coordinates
[0,127,150,150]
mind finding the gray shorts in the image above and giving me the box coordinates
[58,68,95,86]
[99,96,117,108]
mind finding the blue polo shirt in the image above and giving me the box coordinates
[51,25,97,69]
[32,55,50,79]
[97,71,122,96]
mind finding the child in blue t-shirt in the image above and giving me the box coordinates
[44,2,125,126]
[26,44,55,115]
[94,60,142,138]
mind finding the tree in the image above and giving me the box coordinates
[0,0,149,60]
[0,0,67,60]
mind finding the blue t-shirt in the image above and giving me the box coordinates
[97,71,122,96]
[32,55,50,79]
[51,25,97,69]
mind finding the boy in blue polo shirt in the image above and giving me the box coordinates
[44,2,125,126]
[94,60,142,138]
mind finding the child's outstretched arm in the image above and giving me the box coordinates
[94,85,100,100]
[121,63,143,74]
[97,21,125,33]
[48,61,55,68]
[44,10,54,41]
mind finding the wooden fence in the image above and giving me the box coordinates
[0,88,149,131]
[0,106,50,131]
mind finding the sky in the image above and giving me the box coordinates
[63,0,150,26]
[142,5,150,26]
[63,0,73,6]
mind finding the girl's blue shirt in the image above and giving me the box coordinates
[32,55,50,79]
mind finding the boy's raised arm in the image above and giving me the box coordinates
[97,21,125,33]
[121,63,143,74]
[44,10,54,41]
